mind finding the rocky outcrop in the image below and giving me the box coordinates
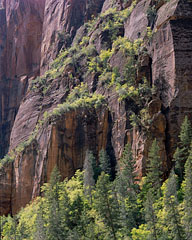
[0,0,45,160]
[40,0,105,73]
[152,0,192,162]
[0,0,192,215]
[5,0,45,79]
[11,107,108,214]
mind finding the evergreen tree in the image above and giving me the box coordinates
[116,144,138,197]
[99,149,111,175]
[146,139,162,197]
[179,116,192,148]
[115,144,140,236]
[34,200,46,240]
[164,170,184,240]
[144,190,158,240]
[174,116,192,182]
[83,150,95,199]
[59,182,72,236]
[173,147,183,182]
[93,172,120,240]
[62,171,88,238]
[89,151,100,182]
[43,166,63,240]
[183,143,192,239]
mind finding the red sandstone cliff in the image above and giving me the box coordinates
[0,0,191,215]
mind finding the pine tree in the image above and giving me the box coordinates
[116,144,138,197]
[173,147,183,182]
[183,143,192,239]
[144,190,158,240]
[93,172,120,240]
[43,166,63,240]
[146,139,162,197]
[99,149,111,175]
[89,151,100,182]
[174,116,192,182]
[34,201,46,240]
[179,116,192,148]
[164,170,184,240]
[83,150,95,199]
[59,182,72,236]
[115,144,140,236]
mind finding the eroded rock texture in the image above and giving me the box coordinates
[41,0,104,73]
[11,107,108,214]
[0,0,191,215]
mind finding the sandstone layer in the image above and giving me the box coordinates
[0,0,191,215]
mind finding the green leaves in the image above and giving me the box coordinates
[174,116,192,183]
[2,125,192,240]
[93,172,120,240]
[182,144,192,239]
[146,139,162,198]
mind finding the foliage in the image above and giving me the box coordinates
[182,144,192,239]
[1,126,192,239]
[173,116,192,182]
[83,150,95,199]
[99,149,111,175]
[0,83,106,169]
[1,0,192,235]
[93,172,120,240]
[145,139,162,198]
[43,83,106,123]
[163,171,185,240]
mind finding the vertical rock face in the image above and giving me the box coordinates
[0,0,106,215]
[0,7,7,157]
[0,0,45,215]
[40,0,104,73]
[0,7,6,79]
[11,107,108,214]
[0,0,46,159]
[152,0,192,162]
[40,0,85,73]
[0,0,192,215]
[5,0,45,79]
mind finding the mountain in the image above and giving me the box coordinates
[0,0,191,215]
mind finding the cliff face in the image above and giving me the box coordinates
[0,0,45,159]
[0,0,192,215]
[40,0,104,73]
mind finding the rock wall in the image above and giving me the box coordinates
[11,107,108,214]
[0,0,191,215]
[0,0,45,159]
[40,0,104,73]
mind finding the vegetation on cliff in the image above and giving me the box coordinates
[0,1,152,169]
[0,117,192,239]
[0,0,191,239]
